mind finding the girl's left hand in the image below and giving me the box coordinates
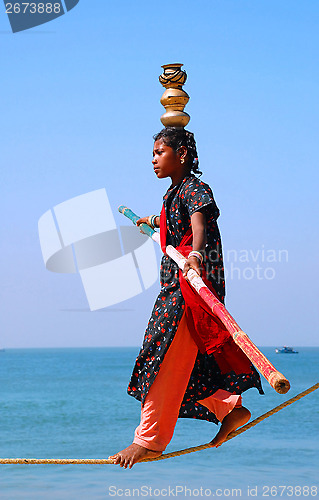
[183,256,202,280]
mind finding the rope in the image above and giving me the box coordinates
[0,382,318,465]
[143,381,319,462]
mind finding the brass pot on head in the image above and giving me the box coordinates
[159,63,190,128]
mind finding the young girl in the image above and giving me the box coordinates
[110,127,263,469]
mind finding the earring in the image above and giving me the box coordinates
[181,158,185,164]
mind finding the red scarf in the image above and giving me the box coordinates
[159,204,257,376]
[160,204,231,355]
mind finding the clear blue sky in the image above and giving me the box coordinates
[1,0,318,348]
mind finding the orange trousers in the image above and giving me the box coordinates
[133,313,241,452]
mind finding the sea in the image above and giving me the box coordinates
[0,347,318,500]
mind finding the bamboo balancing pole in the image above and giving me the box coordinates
[118,205,290,395]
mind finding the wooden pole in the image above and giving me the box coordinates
[119,205,290,394]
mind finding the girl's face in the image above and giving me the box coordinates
[152,140,185,180]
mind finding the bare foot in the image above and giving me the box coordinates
[109,443,162,469]
[210,406,251,448]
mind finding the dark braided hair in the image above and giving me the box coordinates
[153,127,202,176]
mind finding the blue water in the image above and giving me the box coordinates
[0,347,318,499]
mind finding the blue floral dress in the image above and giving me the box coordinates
[128,175,263,424]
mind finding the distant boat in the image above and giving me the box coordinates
[275,346,298,354]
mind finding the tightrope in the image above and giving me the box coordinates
[0,382,318,465]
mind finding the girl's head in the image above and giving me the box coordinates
[153,127,201,176]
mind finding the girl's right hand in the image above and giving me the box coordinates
[136,217,150,226]
[137,216,159,228]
